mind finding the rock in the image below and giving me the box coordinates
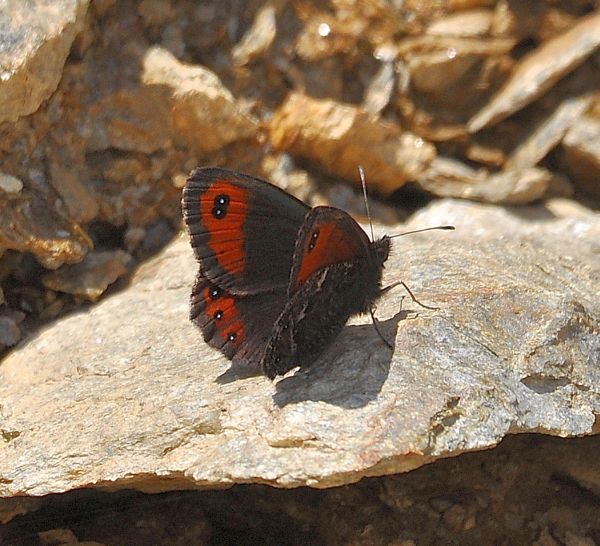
[270,93,436,194]
[0,497,43,525]
[142,46,258,153]
[0,316,21,347]
[83,86,174,154]
[42,250,132,301]
[137,0,173,28]
[564,532,596,546]
[468,11,600,132]
[37,528,80,545]
[506,93,594,171]
[491,1,583,42]
[363,60,394,115]
[0,191,92,269]
[0,434,598,540]
[0,199,598,497]
[232,3,277,66]
[49,159,99,224]
[426,9,494,37]
[417,157,550,204]
[403,36,516,95]
[293,1,397,63]
[0,173,23,194]
[562,115,600,198]
[0,0,89,123]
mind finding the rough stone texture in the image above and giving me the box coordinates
[0,200,598,497]
[2,435,599,545]
[562,115,600,198]
[270,93,436,195]
[141,46,259,154]
[506,93,594,171]
[468,11,600,132]
[0,190,93,270]
[0,0,89,123]
[417,157,550,204]
[41,250,132,301]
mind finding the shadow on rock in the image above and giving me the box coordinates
[272,311,405,409]
[215,363,262,384]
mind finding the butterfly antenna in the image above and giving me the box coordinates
[389,225,455,238]
[358,166,375,242]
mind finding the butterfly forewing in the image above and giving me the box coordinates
[182,168,309,295]
[287,206,372,296]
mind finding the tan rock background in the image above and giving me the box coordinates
[0,0,599,544]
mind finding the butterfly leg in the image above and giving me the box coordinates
[369,307,394,349]
[380,280,439,310]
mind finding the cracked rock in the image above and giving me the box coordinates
[0,199,597,497]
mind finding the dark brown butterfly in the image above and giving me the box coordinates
[182,167,453,379]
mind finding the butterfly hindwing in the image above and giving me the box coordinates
[191,271,286,366]
[182,167,309,295]
[262,262,369,378]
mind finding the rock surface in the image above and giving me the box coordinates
[0,0,89,123]
[468,11,600,132]
[2,434,599,544]
[0,200,598,497]
[270,93,436,194]
[562,115,600,198]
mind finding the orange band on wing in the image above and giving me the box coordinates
[199,180,248,277]
[296,223,360,286]
[202,285,246,348]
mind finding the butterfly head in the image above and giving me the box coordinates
[373,235,391,267]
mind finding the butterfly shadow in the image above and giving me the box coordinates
[272,310,407,409]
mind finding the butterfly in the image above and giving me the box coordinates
[182,167,452,379]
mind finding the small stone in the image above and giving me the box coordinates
[564,531,595,546]
[506,94,594,171]
[38,528,79,545]
[0,192,93,269]
[0,0,89,123]
[562,116,600,198]
[534,527,561,546]
[443,504,466,532]
[0,316,21,347]
[427,9,493,37]
[42,250,132,302]
[232,4,276,65]
[417,157,550,204]
[0,173,23,194]
[138,0,172,27]
[124,227,147,252]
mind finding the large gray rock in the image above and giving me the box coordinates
[0,199,598,497]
